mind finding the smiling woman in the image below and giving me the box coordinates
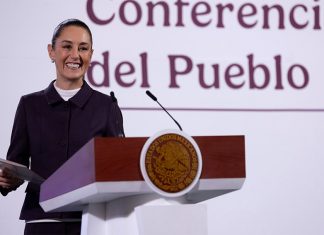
[0,19,125,235]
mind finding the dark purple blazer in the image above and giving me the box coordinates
[0,80,124,220]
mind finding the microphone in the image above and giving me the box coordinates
[110,91,117,102]
[145,90,183,131]
[110,91,125,137]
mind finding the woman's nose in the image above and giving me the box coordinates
[70,47,79,59]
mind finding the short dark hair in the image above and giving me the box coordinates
[51,19,93,47]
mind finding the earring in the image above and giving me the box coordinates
[51,59,55,63]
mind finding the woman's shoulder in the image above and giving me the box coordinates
[20,89,47,102]
[90,89,115,104]
[20,81,58,104]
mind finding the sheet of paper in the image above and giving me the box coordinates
[0,158,44,185]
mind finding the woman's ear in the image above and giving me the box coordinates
[47,44,55,63]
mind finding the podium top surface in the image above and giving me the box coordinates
[40,135,245,203]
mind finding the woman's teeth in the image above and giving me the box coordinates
[66,63,80,69]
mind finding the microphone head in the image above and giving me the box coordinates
[146,90,157,101]
[110,91,117,102]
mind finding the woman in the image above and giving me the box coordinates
[0,19,124,234]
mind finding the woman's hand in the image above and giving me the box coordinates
[0,168,24,190]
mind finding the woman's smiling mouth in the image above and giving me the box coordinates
[66,62,81,69]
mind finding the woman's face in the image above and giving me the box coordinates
[48,25,93,86]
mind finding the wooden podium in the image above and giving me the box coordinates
[39,135,245,235]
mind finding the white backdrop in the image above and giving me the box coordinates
[1,0,324,234]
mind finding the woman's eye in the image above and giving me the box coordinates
[63,45,72,50]
[79,47,89,51]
